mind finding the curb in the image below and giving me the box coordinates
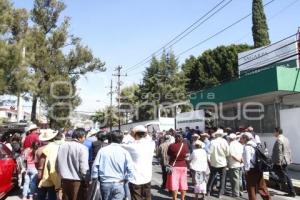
[264,173,300,195]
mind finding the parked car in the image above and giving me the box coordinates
[0,143,18,199]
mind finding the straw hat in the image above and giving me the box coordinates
[228,133,237,140]
[87,129,98,138]
[212,128,225,137]
[200,133,210,138]
[25,124,38,133]
[133,125,147,133]
[39,129,58,141]
[194,140,205,148]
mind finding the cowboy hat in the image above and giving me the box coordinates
[25,124,38,133]
[133,125,147,133]
[242,132,254,140]
[228,133,237,140]
[39,129,58,141]
[200,132,210,138]
[212,128,225,137]
[194,140,205,148]
[87,129,98,138]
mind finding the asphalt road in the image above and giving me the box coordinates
[5,159,300,200]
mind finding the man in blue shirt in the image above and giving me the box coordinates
[91,132,134,200]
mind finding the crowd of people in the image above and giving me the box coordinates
[156,126,297,200]
[0,123,297,200]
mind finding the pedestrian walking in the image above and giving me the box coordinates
[241,132,271,200]
[57,128,89,200]
[247,126,261,145]
[166,134,189,200]
[228,133,243,197]
[271,127,296,197]
[37,129,64,200]
[157,134,172,189]
[23,124,39,149]
[199,133,210,154]
[122,125,155,200]
[92,131,107,162]
[189,140,209,200]
[206,129,229,198]
[22,141,39,200]
[91,132,134,200]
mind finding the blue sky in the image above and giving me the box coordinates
[13,0,300,113]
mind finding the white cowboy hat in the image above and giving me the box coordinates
[212,128,225,137]
[242,132,254,140]
[25,124,38,133]
[194,140,205,148]
[87,129,98,138]
[228,133,237,140]
[133,125,147,133]
[200,133,210,138]
[39,129,58,141]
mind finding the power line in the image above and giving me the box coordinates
[126,0,276,75]
[238,36,298,70]
[124,0,233,72]
[238,33,296,61]
[241,47,299,72]
[177,0,276,57]
[234,0,300,44]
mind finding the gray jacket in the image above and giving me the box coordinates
[57,140,89,181]
[272,135,292,166]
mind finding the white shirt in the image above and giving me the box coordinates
[122,138,155,185]
[190,148,208,172]
[228,140,243,168]
[243,140,257,172]
[254,134,261,144]
[209,137,229,168]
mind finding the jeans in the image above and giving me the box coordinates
[38,186,57,200]
[229,167,241,196]
[273,165,295,194]
[100,182,125,200]
[124,181,131,198]
[207,167,226,197]
[23,168,38,197]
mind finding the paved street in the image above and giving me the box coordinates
[5,160,300,200]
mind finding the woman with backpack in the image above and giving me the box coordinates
[241,132,271,200]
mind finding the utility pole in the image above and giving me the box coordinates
[108,79,113,132]
[113,66,127,132]
[17,47,26,123]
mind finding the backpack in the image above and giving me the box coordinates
[251,144,273,172]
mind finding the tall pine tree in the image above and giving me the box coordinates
[252,0,271,48]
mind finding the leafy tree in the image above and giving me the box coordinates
[137,51,188,121]
[26,0,105,127]
[252,0,270,48]
[92,106,118,128]
[182,44,252,92]
[0,0,31,96]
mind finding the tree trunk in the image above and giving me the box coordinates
[31,95,37,123]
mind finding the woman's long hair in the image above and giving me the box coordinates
[30,141,39,160]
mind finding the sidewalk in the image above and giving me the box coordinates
[264,169,300,195]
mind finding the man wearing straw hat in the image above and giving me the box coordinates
[207,128,229,198]
[37,129,63,200]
